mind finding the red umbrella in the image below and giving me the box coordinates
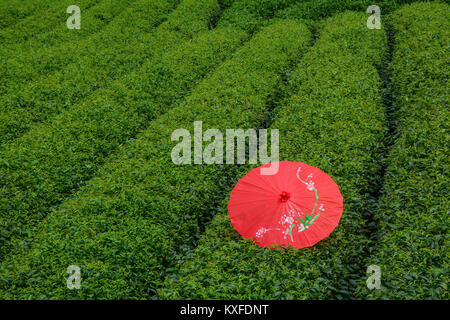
[228,161,343,249]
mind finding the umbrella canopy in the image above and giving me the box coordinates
[228,161,343,249]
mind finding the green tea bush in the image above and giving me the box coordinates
[0,0,181,141]
[0,0,99,45]
[0,0,228,260]
[216,0,300,32]
[276,0,420,21]
[217,0,421,38]
[0,20,311,299]
[0,0,59,29]
[356,2,449,300]
[158,12,388,299]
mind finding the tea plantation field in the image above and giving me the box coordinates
[0,0,448,299]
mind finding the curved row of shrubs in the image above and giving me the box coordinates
[0,0,226,260]
[0,0,182,142]
[158,12,388,299]
[276,0,419,21]
[216,0,420,32]
[217,0,299,32]
[0,0,60,29]
[356,2,449,300]
[0,20,312,299]
[0,0,100,45]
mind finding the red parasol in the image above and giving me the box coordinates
[228,161,343,249]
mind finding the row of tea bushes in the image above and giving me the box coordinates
[216,0,420,32]
[276,0,420,21]
[0,0,100,45]
[0,0,60,29]
[0,0,224,259]
[216,0,300,32]
[0,20,311,299]
[0,0,184,143]
[217,0,419,44]
[356,2,449,299]
[158,12,388,299]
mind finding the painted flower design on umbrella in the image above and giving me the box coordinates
[279,210,304,240]
[255,167,326,242]
[255,227,280,239]
[283,167,325,241]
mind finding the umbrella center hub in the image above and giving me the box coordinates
[280,191,291,202]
